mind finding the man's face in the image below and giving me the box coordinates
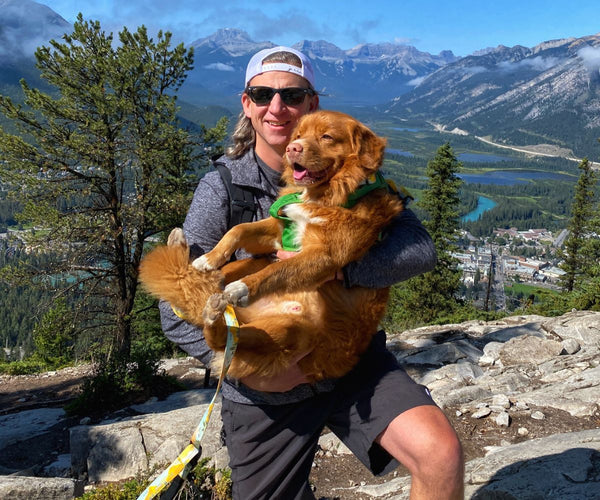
[242,71,319,162]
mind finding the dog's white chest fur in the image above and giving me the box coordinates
[283,203,323,248]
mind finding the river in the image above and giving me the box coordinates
[462,196,497,222]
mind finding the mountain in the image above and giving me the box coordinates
[2,2,600,157]
[0,0,70,94]
[182,28,458,108]
[386,35,600,158]
[0,0,70,63]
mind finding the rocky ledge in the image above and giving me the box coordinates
[0,310,599,499]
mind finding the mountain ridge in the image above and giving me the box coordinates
[1,3,600,156]
[386,33,600,158]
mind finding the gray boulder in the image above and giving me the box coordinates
[71,390,226,483]
[0,476,83,500]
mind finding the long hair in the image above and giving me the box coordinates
[226,51,314,158]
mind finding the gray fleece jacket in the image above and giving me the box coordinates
[159,148,437,404]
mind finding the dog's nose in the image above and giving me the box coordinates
[286,141,303,162]
[286,141,303,154]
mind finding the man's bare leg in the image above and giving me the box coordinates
[376,405,464,499]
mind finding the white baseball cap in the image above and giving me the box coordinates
[245,46,315,88]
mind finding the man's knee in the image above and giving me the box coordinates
[377,405,463,477]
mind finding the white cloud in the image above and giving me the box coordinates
[497,56,560,72]
[204,62,235,71]
[408,76,426,86]
[578,45,600,70]
[463,65,487,75]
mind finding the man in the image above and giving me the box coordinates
[160,46,464,499]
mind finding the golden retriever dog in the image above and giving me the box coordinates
[139,110,405,382]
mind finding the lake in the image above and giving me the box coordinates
[386,148,414,157]
[462,196,497,222]
[459,170,574,185]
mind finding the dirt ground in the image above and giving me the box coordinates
[1,361,599,499]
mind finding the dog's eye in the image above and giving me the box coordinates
[321,134,334,141]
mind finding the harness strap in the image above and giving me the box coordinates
[269,192,304,252]
[343,171,389,208]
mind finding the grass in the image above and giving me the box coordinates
[505,282,559,296]
[79,458,232,500]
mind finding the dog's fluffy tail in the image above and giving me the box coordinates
[138,244,224,327]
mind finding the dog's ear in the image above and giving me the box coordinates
[352,122,387,171]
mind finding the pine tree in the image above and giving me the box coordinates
[0,16,227,359]
[559,158,597,292]
[399,143,464,324]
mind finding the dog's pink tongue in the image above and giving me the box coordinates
[294,168,308,181]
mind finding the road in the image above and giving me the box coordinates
[474,136,598,169]
[490,245,506,310]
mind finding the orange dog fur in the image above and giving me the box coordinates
[138,110,404,382]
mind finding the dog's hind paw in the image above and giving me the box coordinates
[167,228,187,247]
[192,254,216,272]
[203,293,228,325]
[224,280,249,307]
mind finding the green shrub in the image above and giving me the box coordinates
[32,298,76,368]
[79,458,232,500]
[64,348,182,417]
[0,358,46,375]
[79,477,147,499]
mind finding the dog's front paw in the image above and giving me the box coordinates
[167,228,187,247]
[203,293,228,325]
[224,280,249,307]
[192,254,216,272]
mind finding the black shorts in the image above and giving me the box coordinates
[220,331,436,500]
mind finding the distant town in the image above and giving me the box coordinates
[454,226,568,311]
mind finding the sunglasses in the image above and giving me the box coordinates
[245,86,316,106]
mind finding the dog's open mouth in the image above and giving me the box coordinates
[293,163,328,185]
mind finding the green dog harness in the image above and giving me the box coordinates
[269,172,395,252]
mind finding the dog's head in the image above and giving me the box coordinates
[282,110,387,205]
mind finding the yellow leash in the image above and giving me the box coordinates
[137,305,239,500]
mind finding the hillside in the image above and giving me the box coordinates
[2,3,600,157]
[386,35,600,159]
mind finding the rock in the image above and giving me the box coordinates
[498,335,563,366]
[471,407,492,419]
[478,341,504,367]
[531,410,545,420]
[494,411,510,427]
[518,427,529,436]
[0,476,83,499]
[492,394,511,409]
[542,311,600,346]
[561,338,581,354]
[318,432,352,455]
[464,429,600,499]
[431,385,492,408]
[71,392,225,483]
[513,400,529,411]
[419,360,483,388]
[0,408,65,448]
[399,341,483,366]
[42,454,72,478]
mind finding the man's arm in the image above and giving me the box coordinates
[158,172,230,365]
[342,209,436,288]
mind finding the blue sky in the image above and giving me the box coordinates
[41,0,600,56]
